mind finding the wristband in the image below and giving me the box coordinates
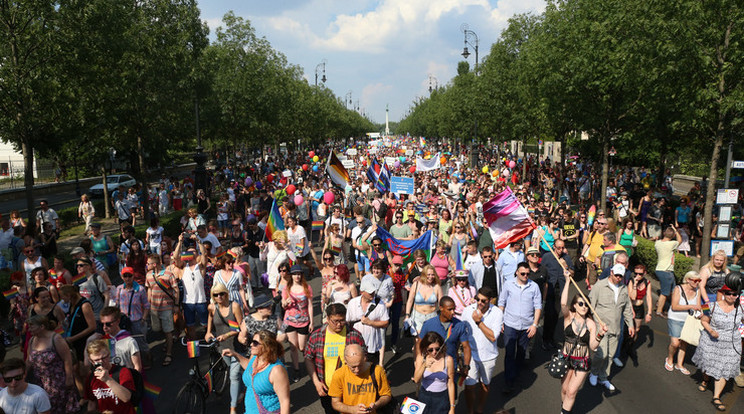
[531,323,538,328]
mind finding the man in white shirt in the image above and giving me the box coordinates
[462,240,482,272]
[196,225,222,255]
[0,358,51,414]
[462,286,503,414]
[346,278,389,366]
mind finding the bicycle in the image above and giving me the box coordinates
[173,338,230,414]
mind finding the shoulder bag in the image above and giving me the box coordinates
[546,319,586,379]
[678,286,703,346]
[369,362,398,414]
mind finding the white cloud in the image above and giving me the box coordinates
[361,83,393,109]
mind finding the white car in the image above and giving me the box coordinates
[89,174,137,197]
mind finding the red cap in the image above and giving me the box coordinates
[719,284,733,292]
[121,267,135,276]
[392,255,404,265]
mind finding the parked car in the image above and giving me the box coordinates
[89,174,137,197]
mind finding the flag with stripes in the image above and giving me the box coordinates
[326,151,351,188]
[366,158,390,193]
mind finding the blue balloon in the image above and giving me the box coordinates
[312,165,319,172]
[255,181,263,189]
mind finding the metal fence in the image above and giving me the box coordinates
[0,159,62,191]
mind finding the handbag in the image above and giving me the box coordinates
[403,283,419,338]
[680,314,703,346]
[546,319,585,379]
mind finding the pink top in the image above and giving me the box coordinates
[448,285,476,316]
[282,286,313,328]
[430,253,450,281]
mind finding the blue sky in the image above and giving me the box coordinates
[198,1,545,124]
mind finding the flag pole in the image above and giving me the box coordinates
[536,229,605,327]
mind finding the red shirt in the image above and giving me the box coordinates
[390,269,406,303]
[85,367,136,414]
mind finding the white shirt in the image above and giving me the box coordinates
[463,252,481,272]
[197,233,221,254]
[346,296,389,353]
[608,280,621,303]
[182,264,207,304]
[287,225,309,257]
[146,226,164,248]
[462,303,503,362]
[0,383,51,414]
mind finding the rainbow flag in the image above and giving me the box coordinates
[482,186,537,249]
[330,245,342,256]
[227,319,240,332]
[2,288,19,300]
[144,381,161,400]
[72,273,87,286]
[587,205,596,226]
[325,150,351,188]
[312,221,324,231]
[454,239,464,271]
[294,241,304,253]
[54,324,65,335]
[215,250,226,259]
[701,302,710,317]
[265,200,285,241]
[420,137,426,147]
[180,251,195,261]
[204,371,213,393]
[227,250,238,259]
[186,340,200,358]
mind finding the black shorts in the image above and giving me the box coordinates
[632,303,645,319]
[284,324,310,335]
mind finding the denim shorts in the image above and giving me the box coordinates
[655,271,675,296]
[183,302,209,327]
[668,318,685,338]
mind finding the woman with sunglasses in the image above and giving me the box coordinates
[323,264,357,306]
[448,220,470,254]
[281,265,313,382]
[223,330,290,414]
[323,223,346,266]
[214,255,249,313]
[312,248,338,297]
[666,271,701,375]
[692,283,744,411]
[413,331,455,414]
[625,264,653,364]
[431,240,455,292]
[205,283,245,414]
[559,276,606,414]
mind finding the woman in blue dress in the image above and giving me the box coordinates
[223,329,290,414]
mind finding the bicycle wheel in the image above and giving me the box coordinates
[209,350,230,396]
[173,380,206,414]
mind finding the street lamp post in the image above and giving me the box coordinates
[428,74,438,93]
[314,59,327,86]
[460,23,479,73]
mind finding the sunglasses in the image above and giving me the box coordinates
[576,301,587,307]
[102,321,116,327]
[634,272,645,275]
[689,279,701,282]
[518,272,528,276]
[482,255,493,259]
[373,244,382,247]
[279,269,289,272]
[250,340,262,347]
[427,347,440,354]
[24,249,35,254]
[76,263,88,267]
[528,253,540,257]
[4,374,24,383]
[724,291,738,296]
[476,297,489,303]
[323,257,333,261]
[213,292,227,297]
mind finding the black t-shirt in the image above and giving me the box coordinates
[561,219,579,248]
[528,265,548,292]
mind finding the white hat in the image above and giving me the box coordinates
[360,278,377,294]
[612,264,626,275]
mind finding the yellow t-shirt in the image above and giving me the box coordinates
[328,364,391,414]
[586,231,606,263]
[324,327,347,387]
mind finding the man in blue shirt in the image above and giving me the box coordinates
[498,262,543,393]
[418,296,472,386]
[496,240,525,282]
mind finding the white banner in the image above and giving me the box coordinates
[416,152,441,172]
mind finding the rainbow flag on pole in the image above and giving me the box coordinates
[186,341,200,358]
[312,221,324,231]
[2,287,19,301]
[265,200,285,241]
[204,371,213,393]
[325,150,351,188]
[483,186,537,249]
[72,273,87,286]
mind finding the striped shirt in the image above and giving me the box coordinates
[213,269,244,306]
[114,282,150,321]
[145,268,177,312]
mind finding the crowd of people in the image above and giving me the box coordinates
[0,136,742,414]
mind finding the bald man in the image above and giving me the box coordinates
[329,344,392,414]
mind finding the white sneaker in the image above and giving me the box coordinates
[600,380,616,391]
[589,374,598,386]
[613,357,624,367]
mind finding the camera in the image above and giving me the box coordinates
[93,362,103,370]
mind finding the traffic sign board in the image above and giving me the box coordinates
[732,160,744,169]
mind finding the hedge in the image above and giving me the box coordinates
[634,236,695,282]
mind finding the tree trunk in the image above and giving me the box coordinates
[137,135,149,222]
[21,139,35,224]
[102,167,111,219]
[600,134,610,213]
[521,138,527,183]
[700,132,723,265]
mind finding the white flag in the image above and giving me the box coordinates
[416,152,440,172]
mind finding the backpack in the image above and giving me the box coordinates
[88,366,145,407]
[375,201,388,223]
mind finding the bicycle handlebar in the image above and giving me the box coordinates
[180,337,219,347]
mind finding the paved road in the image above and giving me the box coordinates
[141,270,742,414]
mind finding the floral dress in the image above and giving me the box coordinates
[27,335,80,414]
[204,261,216,298]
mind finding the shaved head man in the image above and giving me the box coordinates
[330,344,392,413]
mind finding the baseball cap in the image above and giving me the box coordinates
[360,279,377,294]
[391,255,404,265]
[121,267,135,276]
[612,264,626,275]
[289,264,304,274]
[70,247,85,256]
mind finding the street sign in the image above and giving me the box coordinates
[716,189,739,204]
[390,176,415,195]
[711,240,735,257]
[732,160,744,169]
[716,223,730,239]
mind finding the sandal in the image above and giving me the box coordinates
[711,398,725,411]
[162,355,172,366]
[698,381,708,392]
[664,359,674,372]
[675,365,690,375]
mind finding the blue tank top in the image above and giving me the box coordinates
[245,356,284,412]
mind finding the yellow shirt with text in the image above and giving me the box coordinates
[328,364,391,413]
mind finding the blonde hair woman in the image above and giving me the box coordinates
[77,194,95,235]
[405,264,443,334]
[263,230,296,293]
[698,250,729,304]
[665,271,701,375]
[206,283,244,413]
